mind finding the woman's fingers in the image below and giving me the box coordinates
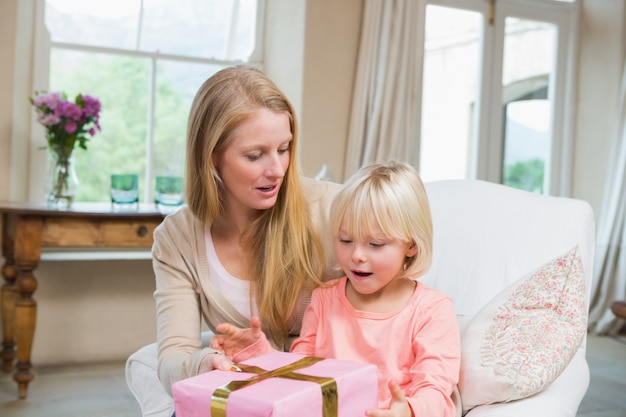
[211,353,234,371]
[215,322,240,335]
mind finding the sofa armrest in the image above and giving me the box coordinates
[464,349,589,417]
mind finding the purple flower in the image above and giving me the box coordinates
[33,92,62,110]
[80,95,101,118]
[64,120,78,134]
[30,90,102,152]
[39,113,61,126]
[56,101,82,121]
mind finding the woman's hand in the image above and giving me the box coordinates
[365,380,414,417]
[211,316,266,358]
[198,351,234,374]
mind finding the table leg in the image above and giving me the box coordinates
[1,214,18,373]
[13,216,42,399]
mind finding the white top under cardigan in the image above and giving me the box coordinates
[152,177,341,395]
[205,227,257,318]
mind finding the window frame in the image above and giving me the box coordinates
[424,0,579,196]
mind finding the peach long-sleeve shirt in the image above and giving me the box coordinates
[291,277,461,417]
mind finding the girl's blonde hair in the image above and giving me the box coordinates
[330,161,433,278]
[186,65,326,345]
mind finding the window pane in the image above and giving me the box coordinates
[140,0,257,60]
[45,0,142,50]
[45,0,258,61]
[49,49,150,202]
[501,18,556,193]
[503,100,549,193]
[152,61,223,181]
[419,6,482,182]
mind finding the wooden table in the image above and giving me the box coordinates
[0,202,166,399]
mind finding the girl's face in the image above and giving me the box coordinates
[216,108,292,217]
[335,223,417,298]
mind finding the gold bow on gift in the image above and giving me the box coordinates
[211,356,338,417]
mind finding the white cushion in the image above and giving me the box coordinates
[458,245,587,412]
[421,180,594,322]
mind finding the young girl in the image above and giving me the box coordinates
[212,161,461,417]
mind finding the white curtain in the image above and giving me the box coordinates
[588,56,626,335]
[343,0,422,181]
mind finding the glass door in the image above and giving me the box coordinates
[418,0,577,195]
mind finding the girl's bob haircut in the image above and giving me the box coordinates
[330,161,433,278]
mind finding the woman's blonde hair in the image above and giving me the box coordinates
[330,161,433,278]
[186,65,326,345]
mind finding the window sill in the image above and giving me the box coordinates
[40,248,153,261]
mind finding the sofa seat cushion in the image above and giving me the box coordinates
[458,245,587,413]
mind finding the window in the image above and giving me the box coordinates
[418,0,578,195]
[39,0,263,202]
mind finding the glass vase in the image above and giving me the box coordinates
[46,149,79,209]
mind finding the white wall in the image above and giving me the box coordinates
[573,0,625,218]
[265,0,362,180]
[32,260,156,363]
[264,0,306,120]
[0,0,16,201]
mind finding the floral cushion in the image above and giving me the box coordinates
[458,245,587,413]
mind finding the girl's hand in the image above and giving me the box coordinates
[211,316,265,358]
[365,380,414,417]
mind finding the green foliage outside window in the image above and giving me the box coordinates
[503,158,544,194]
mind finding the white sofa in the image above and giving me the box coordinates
[421,179,593,416]
[126,179,594,417]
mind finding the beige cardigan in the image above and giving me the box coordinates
[152,177,341,394]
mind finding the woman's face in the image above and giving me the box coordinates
[216,107,292,217]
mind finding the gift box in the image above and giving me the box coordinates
[172,351,379,417]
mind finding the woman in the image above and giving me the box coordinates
[127,65,340,412]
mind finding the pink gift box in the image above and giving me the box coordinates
[172,351,378,417]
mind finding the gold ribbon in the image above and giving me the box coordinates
[210,356,338,417]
